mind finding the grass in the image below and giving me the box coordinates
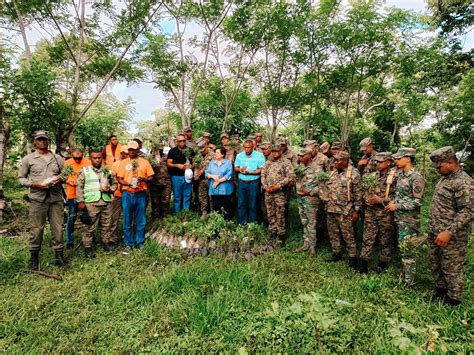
[0,172,473,352]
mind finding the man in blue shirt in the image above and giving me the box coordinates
[234,140,266,224]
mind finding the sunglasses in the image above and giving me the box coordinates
[73,157,83,161]
[35,137,48,141]
[256,135,262,138]
[177,139,186,142]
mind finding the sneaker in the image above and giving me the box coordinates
[122,246,133,255]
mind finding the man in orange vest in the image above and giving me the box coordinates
[102,134,122,168]
[64,148,91,249]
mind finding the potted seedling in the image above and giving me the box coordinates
[294,164,306,178]
[100,166,111,191]
[130,159,139,189]
[362,173,377,193]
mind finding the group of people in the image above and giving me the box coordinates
[18,128,472,306]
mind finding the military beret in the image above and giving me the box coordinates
[202,132,211,137]
[332,141,342,148]
[373,152,393,162]
[33,130,49,140]
[220,132,229,139]
[298,147,313,156]
[359,137,373,151]
[429,146,456,163]
[304,140,317,148]
[319,142,330,153]
[392,147,416,159]
[271,144,282,151]
[334,151,350,160]
[260,141,271,150]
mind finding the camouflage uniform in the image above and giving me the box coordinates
[259,142,272,223]
[262,150,295,239]
[296,153,321,248]
[392,148,425,285]
[358,138,377,175]
[76,166,117,247]
[196,149,214,216]
[428,147,473,302]
[149,154,172,219]
[360,159,398,264]
[326,152,363,258]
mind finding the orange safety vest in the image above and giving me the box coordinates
[105,143,122,168]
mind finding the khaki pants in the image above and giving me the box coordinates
[83,203,112,248]
[29,199,64,252]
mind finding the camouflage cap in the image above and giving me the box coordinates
[197,139,207,150]
[183,126,192,132]
[279,137,288,145]
[334,151,350,160]
[319,142,330,153]
[260,141,271,150]
[298,147,313,156]
[209,144,216,151]
[202,132,211,137]
[332,141,342,148]
[373,151,393,162]
[271,144,282,151]
[247,135,256,140]
[392,147,416,159]
[220,132,229,139]
[359,137,373,151]
[304,140,317,148]
[429,146,456,164]
[33,130,49,140]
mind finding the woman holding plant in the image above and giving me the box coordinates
[205,147,234,220]
[116,141,154,251]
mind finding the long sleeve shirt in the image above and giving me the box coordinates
[205,159,234,195]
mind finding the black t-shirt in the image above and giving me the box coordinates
[167,147,187,176]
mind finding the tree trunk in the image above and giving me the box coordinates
[0,105,11,221]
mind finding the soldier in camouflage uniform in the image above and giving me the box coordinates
[262,145,295,243]
[428,146,473,306]
[259,142,272,224]
[328,141,343,171]
[295,148,321,256]
[357,137,377,175]
[221,133,236,163]
[202,132,211,144]
[280,136,297,165]
[358,152,398,273]
[385,147,425,286]
[325,151,363,268]
[149,147,172,219]
[194,139,214,219]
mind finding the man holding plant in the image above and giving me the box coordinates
[116,141,154,251]
[76,150,117,258]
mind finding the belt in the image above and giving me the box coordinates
[238,178,260,183]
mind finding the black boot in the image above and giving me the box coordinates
[348,257,358,270]
[432,287,447,302]
[84,247,96,259]
[377,260,389,273]
[444,296,461,306]
[357,259,368,273]
[328,252,342,262]
[29,251,40,271]
[55,251,67,267]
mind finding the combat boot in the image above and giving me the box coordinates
[432,288,447,303]
[55,251,67,267]
[377,260,389,273]
[84,247,96,259]
[348,257,358,270]
[29,251,40,271]
[402,258,416,286]
[444,296,461,306]
[357,259,368,273]
[296,241,309,252]
[328,252,342,262]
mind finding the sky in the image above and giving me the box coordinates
[5,0,474,129]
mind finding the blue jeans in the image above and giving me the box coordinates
[237,179,260,225]
[122,191,147,248]
[171,175,193,213]
[66,199,77,245]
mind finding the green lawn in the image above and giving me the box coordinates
[0,173,473,352]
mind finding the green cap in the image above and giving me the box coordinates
[373,152,393,162]
[392,147,416,159]
[429,146,456,164]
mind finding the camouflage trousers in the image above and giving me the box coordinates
[149,183,171,219]
[83,203,112,248]
[265,190,287,237]
[360,207,395,262]
[297,195,319,247]
[109,196,122,244]
[396,212,420,285]
[327,212,356,257]
[428,232,469,301]
[260,190,268,224]
[198,178,209,214]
